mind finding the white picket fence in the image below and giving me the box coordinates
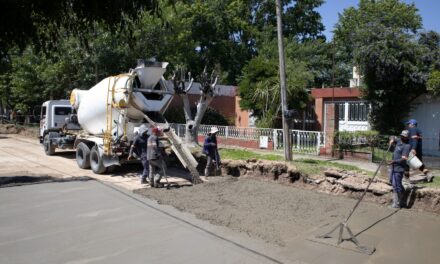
[169,123,324,155]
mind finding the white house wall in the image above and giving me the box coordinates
[409,94,440,157]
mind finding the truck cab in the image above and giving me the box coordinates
[39,100,79,155]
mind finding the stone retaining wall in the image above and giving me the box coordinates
[218,159,440,214]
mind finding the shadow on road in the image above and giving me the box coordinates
[0,175,93,188]
[46,150,193,183]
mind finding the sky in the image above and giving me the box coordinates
[317,0,440,40]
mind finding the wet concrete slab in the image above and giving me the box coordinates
[0,181,283,264]
[281,206,440,264]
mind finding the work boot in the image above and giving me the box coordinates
[426,173,434,183]
[398,192,406,208]
[390,192,400,209]
[140,177,147,184]
[155,181,163,188]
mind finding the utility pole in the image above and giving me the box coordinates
[276,0,292,161]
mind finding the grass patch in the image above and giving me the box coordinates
[372,148,393,163]
[292,158,364,176]
[219,148,283,161]
[417,172,440,188]
[219,148,366,176]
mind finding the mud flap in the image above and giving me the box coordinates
[102,154,120,168]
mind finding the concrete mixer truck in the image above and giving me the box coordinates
[39,60,200,180]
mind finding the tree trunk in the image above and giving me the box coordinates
[172,69,218,146]
[179,93,197,145]
[182,94,214,146]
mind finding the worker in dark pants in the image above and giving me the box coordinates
[407,119,432,181]
[147,127,166,188]
[128,124,149,184]
[389,130,411,209]
[203,127,221,177]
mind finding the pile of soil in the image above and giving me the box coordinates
[0,124,39,138]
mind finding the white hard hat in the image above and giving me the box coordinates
[210,127,219,134]
[400,130,409,137]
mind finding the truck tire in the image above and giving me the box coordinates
[43,135,56,156]
[76,143,91,169]
[106,165,117,173]
[90,146,107,174]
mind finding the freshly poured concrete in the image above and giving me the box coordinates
[0,181,282,264]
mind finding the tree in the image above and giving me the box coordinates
[238,40,312,128]
[333,0,437,134]
[0,0,330,123]
[0,0,162,58]
[246,0,325,42]
[420,31,440,96]
[1,23,133,113]
[171,68,219,145]
[427,70,440,96]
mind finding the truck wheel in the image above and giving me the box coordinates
[76,143,91,169]
[43,135,56,156]
[90,146,107,174]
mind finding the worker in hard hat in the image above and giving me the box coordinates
[128,124,150,184]
[406,119,432,181]
[147,127,166,188]
[203,127,221,177]
[388,130,411,209]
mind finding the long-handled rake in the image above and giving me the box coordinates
[315,143,393,255]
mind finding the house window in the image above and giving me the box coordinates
[337,103,345,121]
[348,102,369,121]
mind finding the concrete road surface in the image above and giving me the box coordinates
[0,180,284,264]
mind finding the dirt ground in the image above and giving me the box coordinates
[136,176,371,247]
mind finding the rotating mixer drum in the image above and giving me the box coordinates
[70,62,172,136]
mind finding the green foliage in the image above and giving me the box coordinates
[333,0,438,134]
[219,148,365,175]
[248,0,326,42]
[0,0,162,57]
[427,70,440,96]
[418,174,440,187]
[201,108,231,126]
[238,40,317,128]
[0,0,329,115]
[335,130,380,152]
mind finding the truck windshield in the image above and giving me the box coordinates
[54,107,72,115]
